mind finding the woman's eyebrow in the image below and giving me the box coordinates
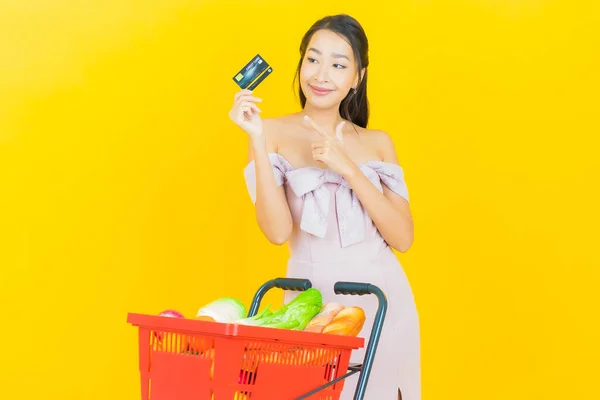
[308,47,350,61]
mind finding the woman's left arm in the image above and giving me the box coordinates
[343,131,414,252]
[306,117,414,252]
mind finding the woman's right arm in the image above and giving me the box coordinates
[229,89,292,245]
[248,130,293,245]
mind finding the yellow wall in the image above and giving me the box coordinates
[1,0,598,399]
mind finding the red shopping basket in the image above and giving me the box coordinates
[127,278,388,400]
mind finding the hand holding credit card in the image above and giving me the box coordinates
[229,54,273,139]
[232,54,273,91]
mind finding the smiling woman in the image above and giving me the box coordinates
[296,20,369,130]
[229,14,420,400]
[2,0,596,398]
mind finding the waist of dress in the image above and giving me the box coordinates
[288,240,393,264]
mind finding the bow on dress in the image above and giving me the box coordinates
[244,153,409,248]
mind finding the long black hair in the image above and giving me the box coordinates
[294,14,370,128]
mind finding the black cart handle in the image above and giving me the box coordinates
[247,278,312,317]
[274,278,312,291]
[334,282,374,296]
[332,281,388,400]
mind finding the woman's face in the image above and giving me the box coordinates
[300,29,361,110]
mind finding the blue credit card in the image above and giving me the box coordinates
[233,54,273,90]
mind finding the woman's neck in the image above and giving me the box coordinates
[301,104,344,134]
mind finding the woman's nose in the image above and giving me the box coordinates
[315,64,328,82]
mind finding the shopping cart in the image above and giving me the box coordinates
[127,278,388,400]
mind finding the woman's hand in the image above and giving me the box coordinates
[304,115,359,177]
[229,89,264,141]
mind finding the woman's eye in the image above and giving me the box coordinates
[334,64,347,69]
[307,57,317,63]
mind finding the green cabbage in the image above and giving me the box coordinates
[196,297,247,322]
[235,288,323,330]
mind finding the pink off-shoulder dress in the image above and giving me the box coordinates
[244,153,421,400]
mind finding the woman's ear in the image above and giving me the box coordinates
[354,68,366,89]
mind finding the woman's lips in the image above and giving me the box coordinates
[309,85,334,96]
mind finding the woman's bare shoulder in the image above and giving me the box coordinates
[355,126,399,163]
[263,113,302,129]
[246,113,302,160]
[261,113,303,142]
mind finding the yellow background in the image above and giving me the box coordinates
[1,0,598,399]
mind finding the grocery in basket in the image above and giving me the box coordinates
[127,278,388,400]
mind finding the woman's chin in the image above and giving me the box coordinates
[304,96,340,110]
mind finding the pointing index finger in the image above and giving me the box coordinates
[335,121,346,143]
[303,115,333,139]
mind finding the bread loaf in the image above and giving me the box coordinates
[322,306,366,336]
[304,303,345,333]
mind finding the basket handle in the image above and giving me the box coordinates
[274,278,312,291]
[334,282,373,296]
[247,278,312,317]
[333,281,388,400]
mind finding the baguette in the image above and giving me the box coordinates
[304,303,345,333]
[322,306,366,336]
